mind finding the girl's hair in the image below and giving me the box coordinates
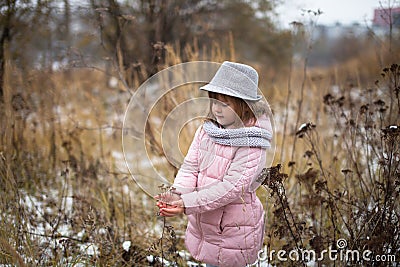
[207,92,257,126]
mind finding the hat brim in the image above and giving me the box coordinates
[200,84,262,101]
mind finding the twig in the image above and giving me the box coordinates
[23,231,84,243]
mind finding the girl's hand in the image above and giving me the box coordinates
[159,199,185,217]
[154,191,181,205]
[154,192,184,216]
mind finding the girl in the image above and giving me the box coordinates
[156,61,273,267]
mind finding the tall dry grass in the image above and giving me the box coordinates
[0,48,155,265]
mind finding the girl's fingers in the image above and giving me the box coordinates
[159,210,172,217]
[159,208,176,216]
[159,207,184,217]
[157,203,166,208]
[159,212,174,217]
[156,201,175,210]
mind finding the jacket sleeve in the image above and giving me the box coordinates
[172,126,202,195]
[181,145,266,215]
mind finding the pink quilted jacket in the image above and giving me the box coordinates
[173,118,270,267]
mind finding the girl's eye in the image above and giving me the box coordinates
[212,100,229,107]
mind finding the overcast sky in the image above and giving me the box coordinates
[274,0,397,28]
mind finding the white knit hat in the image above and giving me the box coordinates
[200,61,262,101]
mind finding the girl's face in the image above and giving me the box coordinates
[211,96,239,129]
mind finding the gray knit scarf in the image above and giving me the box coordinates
[203,121,272,148]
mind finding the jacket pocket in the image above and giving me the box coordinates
[218,209,225,234]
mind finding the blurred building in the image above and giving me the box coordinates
[372,7,400,27]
